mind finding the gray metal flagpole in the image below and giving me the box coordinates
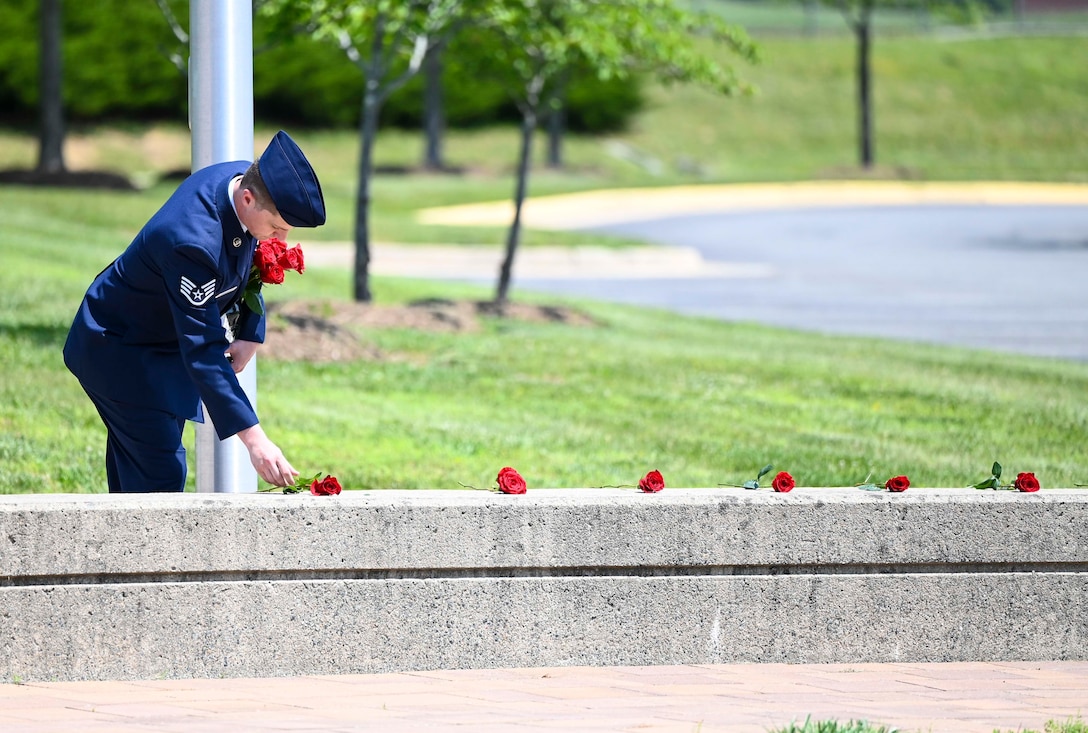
[189,0,257,493]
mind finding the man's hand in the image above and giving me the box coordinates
[225,339,260,373]
[236,424,299,487]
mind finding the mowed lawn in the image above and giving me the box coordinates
[1,31,1086,492]
[2,184,1087,493]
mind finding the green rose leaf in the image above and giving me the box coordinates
[757,464,774,481]
[742,480,759,490]
[243,289,264,316]
[992,461,1002,479]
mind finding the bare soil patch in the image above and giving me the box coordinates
[262,299,598,363]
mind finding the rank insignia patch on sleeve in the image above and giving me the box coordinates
[180,276,216,306]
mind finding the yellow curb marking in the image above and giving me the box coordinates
[417,181,1088,230]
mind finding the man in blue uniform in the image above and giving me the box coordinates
[64,130,325,493]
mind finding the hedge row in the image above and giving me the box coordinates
[0,0,641,132]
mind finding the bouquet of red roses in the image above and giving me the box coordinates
[243,237,305,315]
[260,472,342,495]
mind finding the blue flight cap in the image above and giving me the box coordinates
[259,130,326,228]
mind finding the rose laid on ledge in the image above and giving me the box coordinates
[771,471,795,493]
[972,462,1041,492]
[638,470,665,493]
[308,475,343,495]
[858,474,910,492]
[260,473,341,495]
[496,466,527,494]
[722,463,794,492]
[885,475,910,492]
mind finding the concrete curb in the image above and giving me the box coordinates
[416,181,1088,230]
[2,489,1085,682]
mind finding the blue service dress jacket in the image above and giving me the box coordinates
[64,161,267,440]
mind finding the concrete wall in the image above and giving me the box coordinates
[1,488,1085,682]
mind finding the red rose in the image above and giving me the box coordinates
[771,471,794,492]
[1014,472,1040,492]
[496,467,526,494]
[260,262,285,285]
[638,469,665,493]
[885,475,910,492]
[265,237,288,257]
[310,475,342,496]
[253,239,278,269]
[279,245,305,273]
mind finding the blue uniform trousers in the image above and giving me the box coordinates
[83,387,188,493]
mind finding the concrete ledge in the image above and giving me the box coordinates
[2,489,1086,681]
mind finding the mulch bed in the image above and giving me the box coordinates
[262,298,598,363]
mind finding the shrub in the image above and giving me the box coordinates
[0,0,643,133]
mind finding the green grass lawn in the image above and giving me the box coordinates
[2,185,1087,493]
[1,32,1086,493]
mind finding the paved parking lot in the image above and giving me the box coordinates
[362,182,1088,360]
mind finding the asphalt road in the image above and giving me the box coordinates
[518,204,1088,361]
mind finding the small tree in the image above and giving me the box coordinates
[151,0,188,75]
[544,67,569,169]
[421,38,447,171]
[823,0,986,169]
[262,0,477,302]
[37,0,65,175]
[481,0,757,305]
[835,0,878,168]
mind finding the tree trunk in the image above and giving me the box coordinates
[495,110,536,305]
[354,84,381,302]
[545,70,568,169]
[546,98,565,169]
[856,2,874,169]
[422,43,446,171]
[37,0,65,174]
[803,0,819,36]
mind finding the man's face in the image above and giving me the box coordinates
[240,188,292,241]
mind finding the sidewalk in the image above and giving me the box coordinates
[2,661,1085,732]
[304,242,774,281]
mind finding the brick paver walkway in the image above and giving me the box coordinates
[1,661,1085,732]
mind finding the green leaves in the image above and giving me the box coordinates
[972,461,1003,490]
[261,472,321,494]
[243,288,264,317]
[856,471,882,491]
[743,463,774,490]
[242,267,265,316]
[286,473,322,494]
[475,0,758,109]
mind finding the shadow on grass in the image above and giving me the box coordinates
[0,323,71,348]
[0,168,136,190]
